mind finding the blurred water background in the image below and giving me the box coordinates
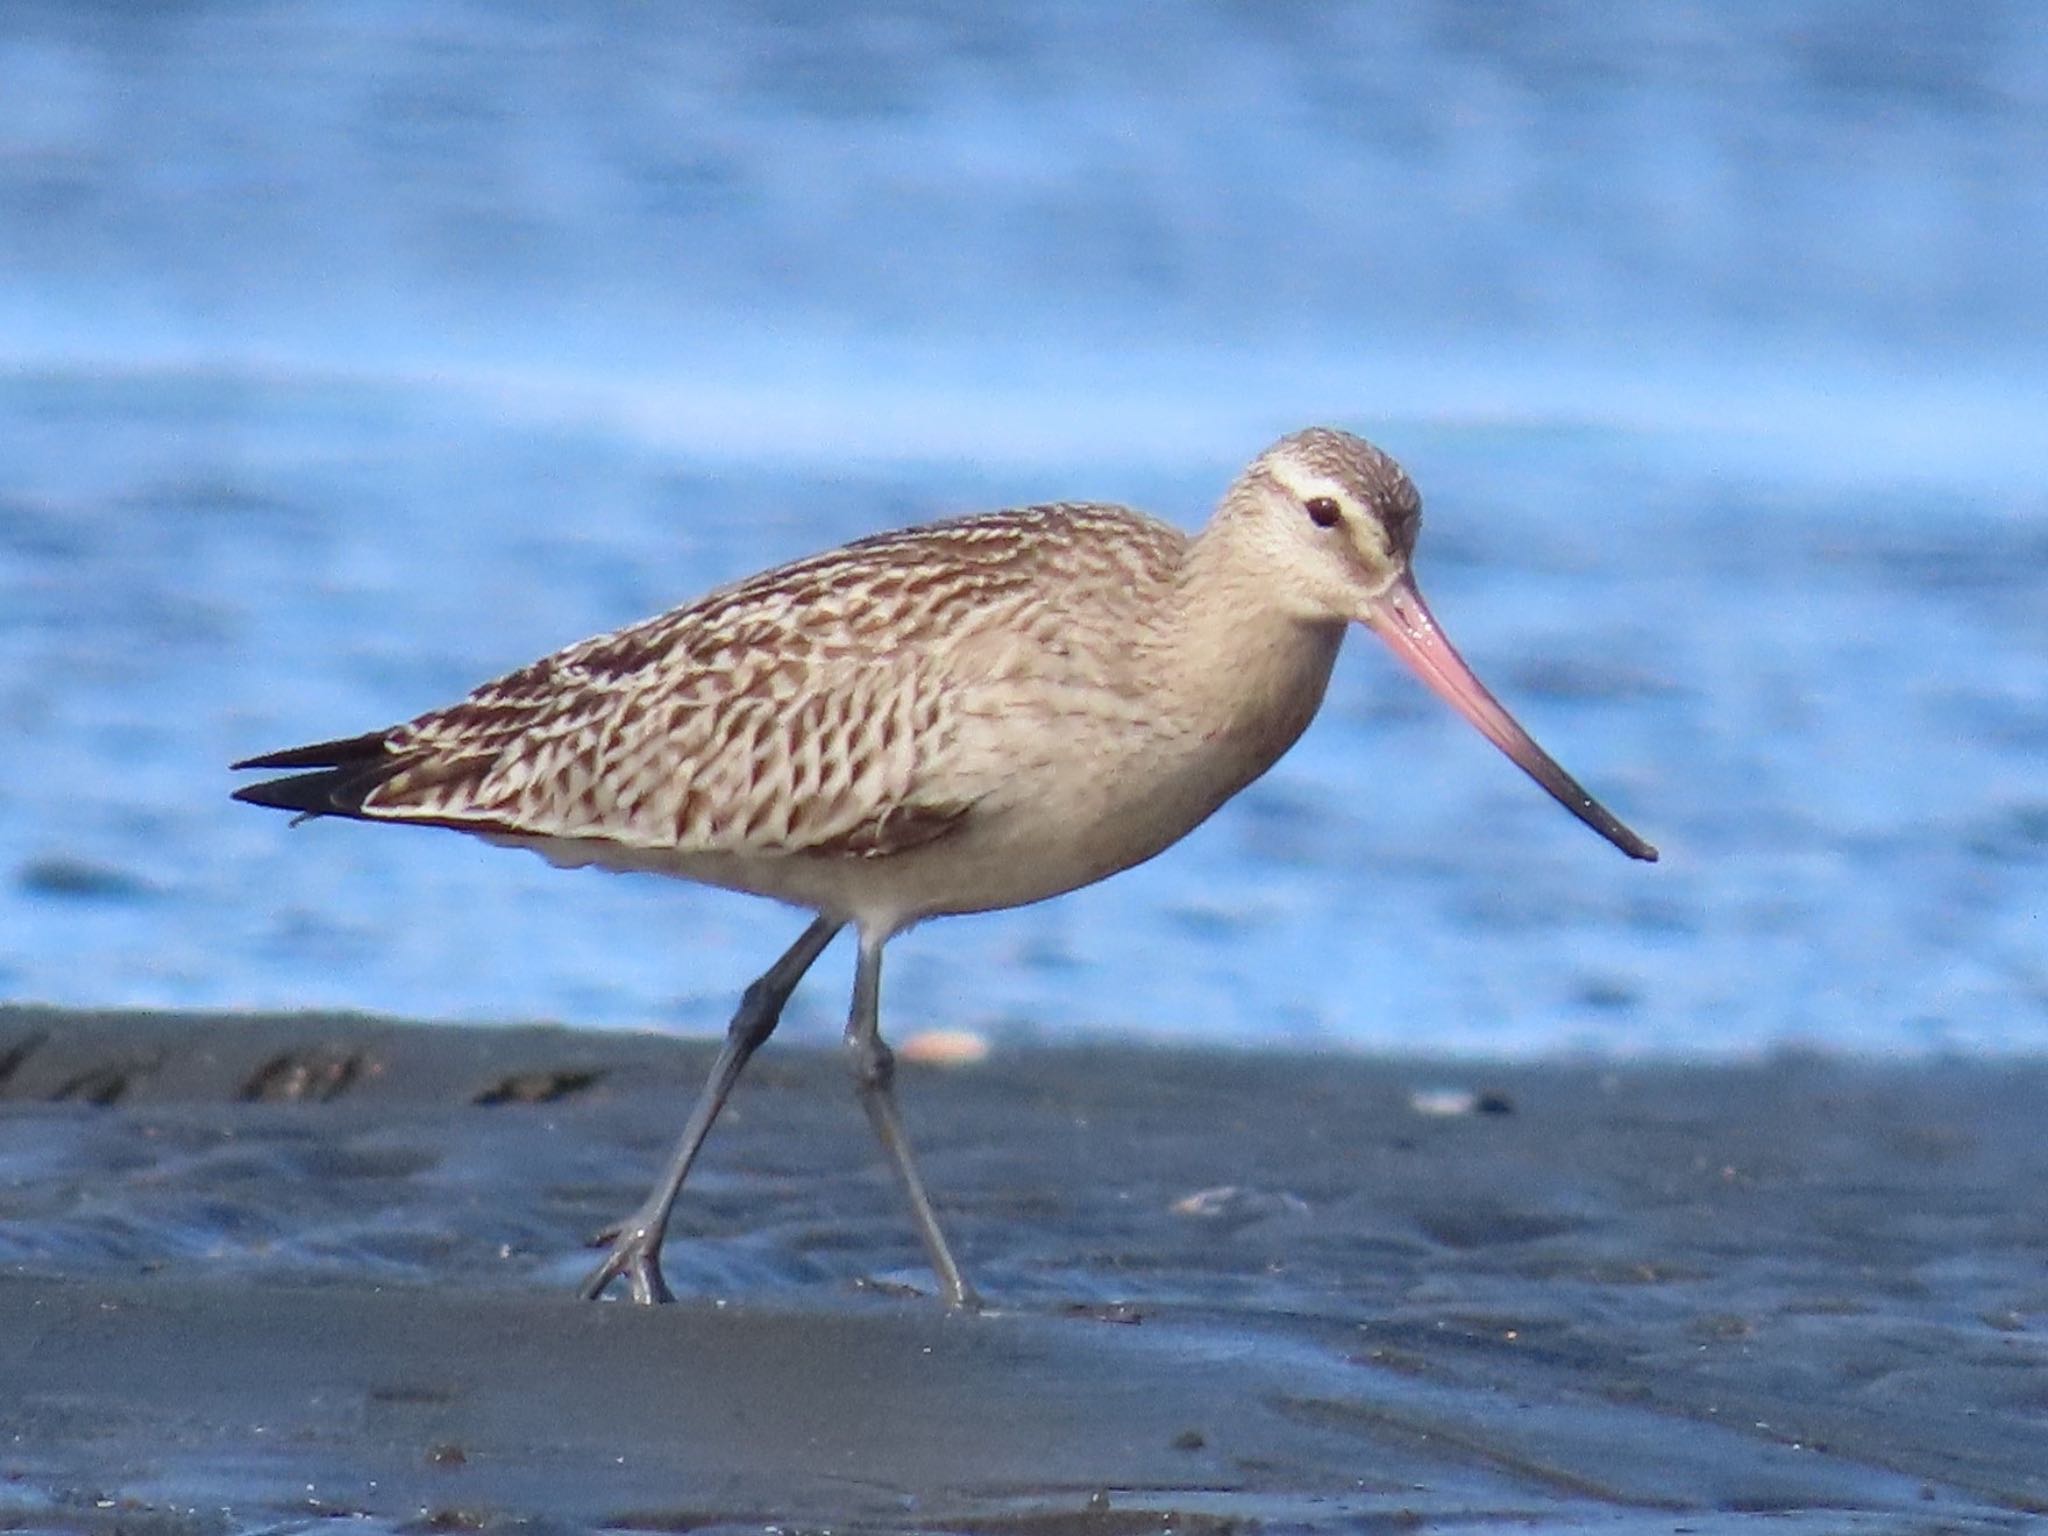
[0,1,2041,1055]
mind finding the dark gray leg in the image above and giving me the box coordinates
[844,929,979,1309]
[580,915,842,1303]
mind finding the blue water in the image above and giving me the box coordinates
[0,2,2041,1055]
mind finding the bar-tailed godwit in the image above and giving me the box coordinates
[234,426,1655,1307]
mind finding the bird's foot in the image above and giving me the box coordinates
[852,1273,985,1311]
[578,1219,675,1304]
[944,1279,985,1313]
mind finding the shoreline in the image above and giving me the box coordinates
[2,1005,2043,1531]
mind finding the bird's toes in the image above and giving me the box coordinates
[946,1283,986,1314]
[577,1223,675,1304]
[575,1257,621,1302]
[625,1260,675,1306]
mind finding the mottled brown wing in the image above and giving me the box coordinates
[352,511,1109,858]
[361,631,960,859]
[241,501,1187,861]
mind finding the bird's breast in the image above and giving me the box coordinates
[878,614,1343,919]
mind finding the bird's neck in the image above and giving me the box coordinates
[1159,525,1345,769]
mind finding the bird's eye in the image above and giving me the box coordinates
[1304,496,1343,528]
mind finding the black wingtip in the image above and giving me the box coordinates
[232,729,400,820]
[231,729,393,773]
[230,767,357,818]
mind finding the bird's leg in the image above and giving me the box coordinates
[844,931,980,1309]
[580,915,842,1304]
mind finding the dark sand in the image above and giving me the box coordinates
[1,1007,2043,1534]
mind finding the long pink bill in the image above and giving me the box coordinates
[1363,574,1658,862]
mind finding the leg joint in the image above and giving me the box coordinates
[844,1030,894,1092]
[727,980,780,1050]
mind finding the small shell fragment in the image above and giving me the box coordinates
[898,1028,991,1067]
[1410,1087,1480,1117]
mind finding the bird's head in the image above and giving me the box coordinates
[1232,425,1423,621]
[1227,426,1657,862]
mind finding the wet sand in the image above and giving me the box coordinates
[0,1006,2043,1533]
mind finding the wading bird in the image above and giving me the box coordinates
[234,426,1656,1307]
